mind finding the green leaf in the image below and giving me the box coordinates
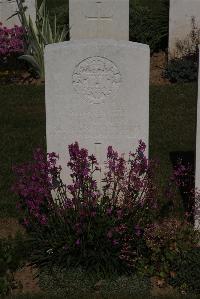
[18,55,40,72]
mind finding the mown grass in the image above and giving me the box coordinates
[0,82,197,217]
[0,85,45,217]
[150,83,197,192]
[6,293,200,299]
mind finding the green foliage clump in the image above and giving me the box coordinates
[16,0,68,79]
[165,17,200,83]
[142,219,199,279]
[164,56,198,83]
[130,0,169,52]
[169,247,200,295]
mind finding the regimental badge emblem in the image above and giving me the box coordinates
[72,56,121,104]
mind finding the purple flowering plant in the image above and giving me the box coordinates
[0,23,25,59]
[12,141,197,275]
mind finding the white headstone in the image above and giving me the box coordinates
[69,0,129,40]
[169,0,200,58]
[45,39,150,183]
[0,0,36,28]
[195,45,200,229]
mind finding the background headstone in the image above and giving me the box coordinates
[169,0,200,58]
[69,0,129,40]
[0,0,36,27]
[45,40,150,183]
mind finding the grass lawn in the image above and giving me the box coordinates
[0,85,45,217]
[0,82,197,218]
[6,294,200,299]
[150,83,197,188]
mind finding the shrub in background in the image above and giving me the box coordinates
[143,218,199,279]
[164,55,198,83]
[130,0,169,52]
[165,17,200,83]
[48,1,69,34]
[169,247,200,295]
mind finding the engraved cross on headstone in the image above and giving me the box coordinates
[85,1,113,37]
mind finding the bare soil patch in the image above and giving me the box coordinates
[0,70,44,85]
[0,217,25,239]
[12,264,41,295]
[1,51,169,86]
[150,51,170,86]
[0,218,41,295]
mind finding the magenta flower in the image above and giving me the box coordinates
[75,239,81,246]
[0,23,25,58]
[112,240,119,246]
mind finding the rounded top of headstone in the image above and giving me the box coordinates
[45,39,150,54]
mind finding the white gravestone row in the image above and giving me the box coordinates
[0,0,35,28]
[169,0,200,58]
[45,0,150,184]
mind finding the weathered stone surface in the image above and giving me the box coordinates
[45,39,150,183]
[69,0,129,40]
[169,0,200,58]
[0,0,36,27]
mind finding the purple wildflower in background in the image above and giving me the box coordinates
[112,240,119,246]
[135,224,142,237]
